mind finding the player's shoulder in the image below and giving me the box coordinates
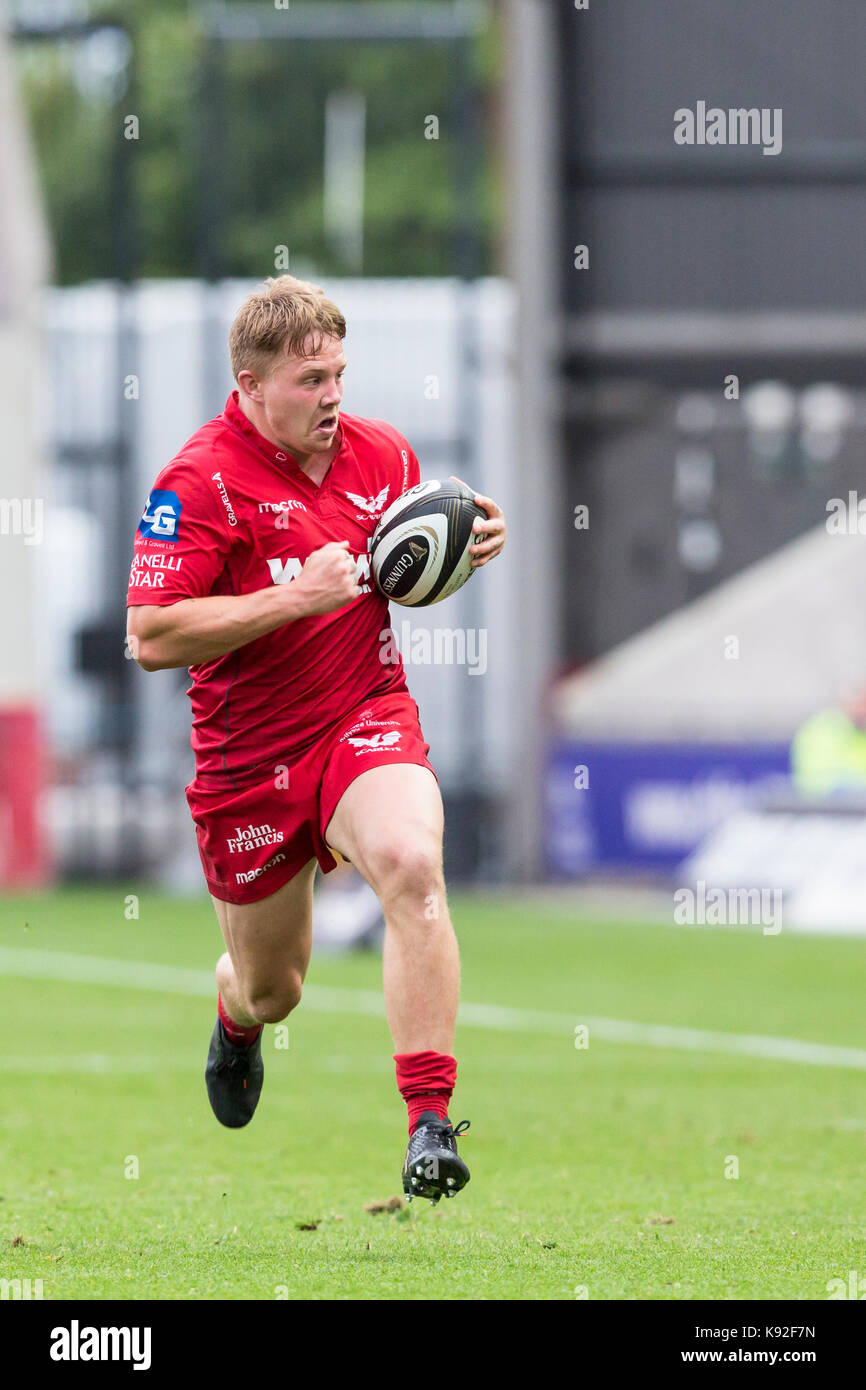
[149,415,237,496]
[339,413,416,492]
[340,412,412,454]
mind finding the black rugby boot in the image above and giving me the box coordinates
[205,1018,264,1128]
[402,1112,470,1204]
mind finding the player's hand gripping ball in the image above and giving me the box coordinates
[370,479,488,607]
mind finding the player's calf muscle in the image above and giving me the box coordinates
[215,954,258,1025]
[212,868,315,1025]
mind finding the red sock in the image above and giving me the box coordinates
[218,994,262,1047]
[394,1050,457,1133]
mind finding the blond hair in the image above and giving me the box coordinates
[229,275,347,381]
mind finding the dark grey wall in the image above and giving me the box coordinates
[556,1,866,662]
[561,0,866,312]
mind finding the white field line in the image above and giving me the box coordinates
[4,1054,195,1075]
[2,946,866,1072]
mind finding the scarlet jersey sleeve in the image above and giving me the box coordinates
[127,460,233,607]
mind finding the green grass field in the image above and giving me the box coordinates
[1,886,865,1301]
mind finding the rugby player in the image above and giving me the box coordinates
[126,276,506,1202]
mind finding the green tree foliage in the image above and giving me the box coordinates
[14,1,494,284]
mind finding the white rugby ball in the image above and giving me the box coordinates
[370,479,487,607]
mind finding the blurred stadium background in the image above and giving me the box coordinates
[6,0,866,1305]
[5,0,866,923]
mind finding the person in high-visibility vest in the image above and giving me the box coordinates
[791,691,866,795]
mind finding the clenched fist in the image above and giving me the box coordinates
[293,540,361,616]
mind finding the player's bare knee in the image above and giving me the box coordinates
[364,834,443,905]
[245,992,298,1025]
[245,971,303,1023]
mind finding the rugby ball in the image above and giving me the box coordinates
[370,479,487,607]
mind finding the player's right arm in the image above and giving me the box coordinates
[126,463,360,672]
[128,541,361,671]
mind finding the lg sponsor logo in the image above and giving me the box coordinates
[138,489,181,542]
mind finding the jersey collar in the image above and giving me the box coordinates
[222,389,344,484]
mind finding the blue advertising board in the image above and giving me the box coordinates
[545,741,792,876]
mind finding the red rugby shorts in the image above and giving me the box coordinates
[185,690,436,904]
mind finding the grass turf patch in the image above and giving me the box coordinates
[1,888,864,1299]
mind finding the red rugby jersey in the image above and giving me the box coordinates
[127,390,420,784]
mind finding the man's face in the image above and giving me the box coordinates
[241,334,347,459]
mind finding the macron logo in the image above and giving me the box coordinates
[50,1320,152,1371]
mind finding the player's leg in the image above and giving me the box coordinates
[324,763,458,1054]
[205,861,316,1128]
[324,764,470,1202]
[313,857,385,951]
[212,858,317,1025]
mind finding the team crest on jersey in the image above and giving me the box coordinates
[347,730,402,750]
[138,488,181,542]
[345,485,390,520]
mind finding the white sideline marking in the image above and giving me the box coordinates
[2,945,866,1072]
[4,1054,194,1075]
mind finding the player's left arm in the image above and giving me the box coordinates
[450,475,506,569]
[393,433,505,568]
